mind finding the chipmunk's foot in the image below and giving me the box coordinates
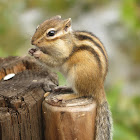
[54,86,73,93]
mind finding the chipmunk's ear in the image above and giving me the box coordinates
[50,15,61,20]
[63,18,72,32]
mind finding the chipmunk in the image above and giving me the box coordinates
[29,15,112,140]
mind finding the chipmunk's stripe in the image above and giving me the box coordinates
[77,31,106,52]
[82,31,108,60]
[74,33,107,63]
[69,45,102,69]
[79,31,99,40]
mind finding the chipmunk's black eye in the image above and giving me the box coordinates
[47,30,56,37]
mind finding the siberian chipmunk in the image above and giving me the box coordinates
[29,15,112,140]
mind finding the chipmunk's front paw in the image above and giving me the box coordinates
[28,48,42,59]
[28,48,37,56]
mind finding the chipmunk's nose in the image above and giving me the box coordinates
[31,38,35,45]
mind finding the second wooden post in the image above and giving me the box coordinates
[42,93,97,140]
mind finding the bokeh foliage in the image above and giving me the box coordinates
[107,83,140,140]
[120,0,140,64]
[121,0,140,33]
[0,1,26,56]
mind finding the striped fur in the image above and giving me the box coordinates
[69,45,102,69]
[71,31,108,81]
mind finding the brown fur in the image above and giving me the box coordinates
[66,50,101,96]
[30,16,113,140]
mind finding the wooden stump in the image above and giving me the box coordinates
[0,56,58,140]
[42,93,97,140]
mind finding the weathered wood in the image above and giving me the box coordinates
[0,56,58,140]
[42,93,97,140]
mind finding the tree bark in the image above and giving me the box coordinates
[0,56,58,140]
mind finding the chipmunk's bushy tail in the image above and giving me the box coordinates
[95,101,113,140]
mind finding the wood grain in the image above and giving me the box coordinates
[42,93,97,140]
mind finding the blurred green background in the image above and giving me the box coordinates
[0,0,140,139]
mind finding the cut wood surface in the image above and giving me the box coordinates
[0,56,58,140]
[42,93,97,140]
